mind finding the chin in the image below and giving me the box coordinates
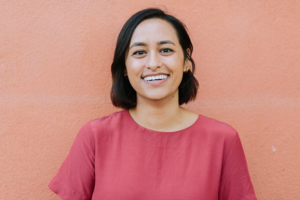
[137,89,178,102]
[143,93,174,102]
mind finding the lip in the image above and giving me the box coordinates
[141,73,169,78]
[142,73,169,86]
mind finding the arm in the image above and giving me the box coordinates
[49,122,95,200]
[219,132,257,200]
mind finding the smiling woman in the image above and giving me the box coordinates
[111,9,198,111]
[125,18,188,108]
[49,8,257,200]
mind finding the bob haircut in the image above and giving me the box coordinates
[111,8,199,109]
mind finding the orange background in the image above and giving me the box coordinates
[1,1,300,199]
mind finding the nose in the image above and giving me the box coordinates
[146,51,161,70]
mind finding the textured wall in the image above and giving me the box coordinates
[1,0,299,199]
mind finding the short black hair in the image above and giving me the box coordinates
[110,8,199,109]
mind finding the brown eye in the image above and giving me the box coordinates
[160,48,174,53]
[133,50,146,56]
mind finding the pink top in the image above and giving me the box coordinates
[49,110,257,200]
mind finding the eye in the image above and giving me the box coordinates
[160,48,174,54]
[133,50,146,56]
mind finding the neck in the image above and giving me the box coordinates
[129,90,185,132]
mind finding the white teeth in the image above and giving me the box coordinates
[144,75,168,81]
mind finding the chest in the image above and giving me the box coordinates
[92,132,223,200]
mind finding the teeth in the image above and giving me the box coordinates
[144,75,168,81]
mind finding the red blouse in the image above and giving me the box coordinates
[49,110,257,200]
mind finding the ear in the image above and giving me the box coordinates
[123,69,128,77]
[186,48,191,58]
[184,61,189,73]
[184,48,191,72]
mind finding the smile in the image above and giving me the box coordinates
[143,75,168,81]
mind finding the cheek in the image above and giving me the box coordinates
[125,61,143,89]
[166,60,185,74]
[126,58,143,75]
[163,54,185,69]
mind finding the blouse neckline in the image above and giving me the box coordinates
[124,109,201,134]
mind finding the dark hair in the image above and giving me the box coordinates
[110,8,199,109]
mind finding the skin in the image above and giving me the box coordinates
[125,18,198,132]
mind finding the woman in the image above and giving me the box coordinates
[49,8,257,200]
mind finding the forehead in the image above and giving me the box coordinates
[130,18,179,44]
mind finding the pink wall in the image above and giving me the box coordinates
[1,1,300,199]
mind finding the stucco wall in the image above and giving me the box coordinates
[1,1,299,199]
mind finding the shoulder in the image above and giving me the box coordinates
[79,110,128,137]
[88,110,126,128]
[195,114,239,142]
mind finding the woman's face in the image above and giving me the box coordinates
[125,18,187,103]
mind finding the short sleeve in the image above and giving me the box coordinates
[49,122,95,200]
[219,132,257,200]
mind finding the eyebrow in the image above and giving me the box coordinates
[158,40,175,46]
[129,40,175,49]
[129,42,146,49]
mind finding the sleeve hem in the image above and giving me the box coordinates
[48,176,88,200]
